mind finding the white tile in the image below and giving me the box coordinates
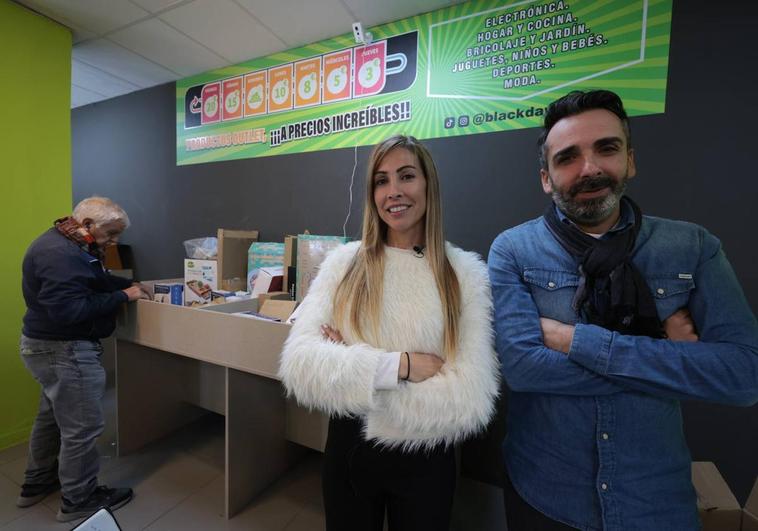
[142,475,228,531]
[237,0,354,48]
[96,452,221,531]
[16,0,149,36]
[72,27,98,44]
[71,85,107,108]
[0,454,27,487]
[130,0,189,14]
[75,39,178,87]
[342,0,452,28]
[173,415,225,469]
[283,508,325,531]
[108,18,228,77]
[160,0,285,64]
[0,503,68,531]
[72,60,141,100]
[146,475,288,531]
[0,443,27,467]
[0,473,60,527]
[0,474,29,526]
[145,454,323,530]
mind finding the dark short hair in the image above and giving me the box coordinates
[537,89,632,169]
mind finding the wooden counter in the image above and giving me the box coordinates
[115,298,327,518]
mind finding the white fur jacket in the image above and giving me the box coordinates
[278,241,499,451]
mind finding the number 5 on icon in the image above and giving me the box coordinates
[323,49,353,103]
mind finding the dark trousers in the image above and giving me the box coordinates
[322,416,456,531]
[502,473,577,531]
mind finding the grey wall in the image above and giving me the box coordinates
[73,0,758,502]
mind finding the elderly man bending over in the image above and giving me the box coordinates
[16,196,150,522]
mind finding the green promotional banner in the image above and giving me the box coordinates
[176,0,671,165]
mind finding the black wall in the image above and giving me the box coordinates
[73,1,758,502]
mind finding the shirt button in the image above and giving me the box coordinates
[656,288,665,295]
[548,281,556,289]
[602,433,609,440]
[601,483,608,491]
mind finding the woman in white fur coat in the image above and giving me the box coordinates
[279,135,499,531]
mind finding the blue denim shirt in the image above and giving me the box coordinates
[488,206,758,531]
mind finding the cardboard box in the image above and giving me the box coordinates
[217,229,259,291]
[183,229,258,304]
[247,242,284,292]
[743,477,758,531]
[210,289,237,303]
[296,234,349,302]
[184,259,218,306]
[251,266,283,297]
[154,283,183,305]
[257,291,290,304]
[692,461,742,531]
[259,299,298,322]
[233,300,297,323]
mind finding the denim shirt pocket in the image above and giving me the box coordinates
[647,275,696,320]
[523,268,581,324]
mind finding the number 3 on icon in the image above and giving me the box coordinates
[359,58,381,89]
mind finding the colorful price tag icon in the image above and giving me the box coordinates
[268,64,293,113]
[353,41,386,97]
[295,57,322,108]
[200,82,220,124]
[222,77,243,121]
[244,71,267,116]
[323,49,352,102]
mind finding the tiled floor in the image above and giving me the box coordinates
[0,392,505,530]
[0,410,326,531]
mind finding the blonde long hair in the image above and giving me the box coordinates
[332,135,461,358]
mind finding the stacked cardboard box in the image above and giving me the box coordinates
[184,228,258,306]
[247,242,284,293]
[744,477,758,531]
[184,259,217,305]
[692,461,741,531]
[296,234,349,302]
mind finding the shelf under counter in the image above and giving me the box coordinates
[114,297,327,519]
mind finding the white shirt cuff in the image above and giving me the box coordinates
[374,351,402,390]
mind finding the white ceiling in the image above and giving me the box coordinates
[14,0,463,109]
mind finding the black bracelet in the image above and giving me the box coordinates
[404,351,411,380]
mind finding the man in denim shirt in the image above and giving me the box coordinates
[488,90,758,530]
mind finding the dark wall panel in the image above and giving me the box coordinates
[73,0,757,502]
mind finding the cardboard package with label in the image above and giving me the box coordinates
[743,477,758,531]
[184,229,258,306]
[692,461,741,531]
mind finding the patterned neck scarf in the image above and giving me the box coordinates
[54,216,104,261]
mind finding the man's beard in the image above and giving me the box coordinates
[550,174,628,226]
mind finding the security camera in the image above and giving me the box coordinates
[352,22,364,43]
[352,22,372,45]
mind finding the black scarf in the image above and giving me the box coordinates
[543,197,663,338]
